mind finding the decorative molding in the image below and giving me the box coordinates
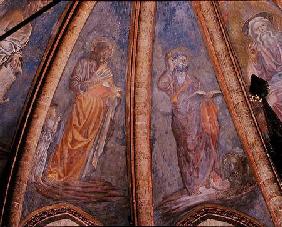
[125,2,141,225]
[273,0,282,10]
[132,1,156,226]
[2,1,158,226]
[3,1,279,226]
[192,1,282,226]
[0,0,79,225]
[176,203,262,227]
[3,2,97,226]
[20,203,103,226]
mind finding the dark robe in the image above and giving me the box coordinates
[158,70,224,194]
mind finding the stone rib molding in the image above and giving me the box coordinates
[193,2,282,226]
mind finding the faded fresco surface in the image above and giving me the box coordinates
[219,1,282,176]
[0,0,67,153]
[152,2,273,226]
[0,0,52,23]
[21,2,131,226]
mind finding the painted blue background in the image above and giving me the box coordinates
[0,1,68,149]
[152,2,273,226]
[22,2,132,226]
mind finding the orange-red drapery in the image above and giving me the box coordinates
[47,80,116,182]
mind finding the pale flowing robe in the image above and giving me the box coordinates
[247,32,282,121]
[0,9,32,103]
[47,58,120,182]
[31,112,61,183]
[158,70,224,194]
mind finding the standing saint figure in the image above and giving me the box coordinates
[47,39,121,182]
[243,12,282,121]
[158,47,230,195]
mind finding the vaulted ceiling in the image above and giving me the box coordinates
[0,1,281,226]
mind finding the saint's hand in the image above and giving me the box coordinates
[114,87,122,98]
[87,76,99,86]
[248,43,258,62]
[79,79,98,93]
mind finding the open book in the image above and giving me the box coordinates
[188,90,222,99]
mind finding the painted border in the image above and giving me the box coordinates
[3,2,97,226]
[4,1,157,226]
[176,203,262,227]
[0,0,77,225]
[0,2,74,216]
[20,203,103,227]
[192,1,282,226]
[273,0,282,9]
[131,1,156,225]
[125,2,140,225]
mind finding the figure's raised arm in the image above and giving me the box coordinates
[158,70,173,96]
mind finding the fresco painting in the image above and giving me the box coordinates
[1,1,281,226]
[158,47,231,195]
[0,0,51,20]
[46,38,121,183]
[21,2,131,226]
[152,2,273,226]
[219,0,282,178]
[0,0,67,156]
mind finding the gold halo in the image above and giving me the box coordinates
[166,47,191,61]
[242,12,273,36]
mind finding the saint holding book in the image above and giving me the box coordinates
[47,38,121,182]
[158,47,230,195]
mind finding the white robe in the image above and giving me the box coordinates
[247,32,282,121]
[0,9,32,103]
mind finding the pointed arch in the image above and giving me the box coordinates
[21,203,103,227]
[192,1,282,225]
[176,203,262,226]
[3,2,97,226]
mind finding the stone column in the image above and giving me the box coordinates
[133,1,156,226]
[6,2,97,226]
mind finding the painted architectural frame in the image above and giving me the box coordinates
[0,1,281,226]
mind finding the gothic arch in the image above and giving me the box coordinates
[0,1,281,226]
[176,204,262,227]
[3,2,97,226]
[21,203,102,227]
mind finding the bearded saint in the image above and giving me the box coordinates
[46,40,121,182]
[158,48,230,195]
[244,12,282,121]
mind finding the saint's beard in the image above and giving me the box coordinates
[256,30,279,50]
[173,71,187,85]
